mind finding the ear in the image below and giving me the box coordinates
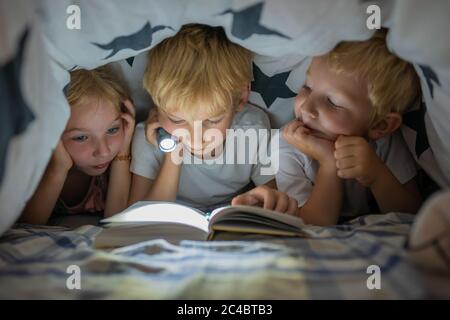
[368,112,402,140]
[236,83,251,113]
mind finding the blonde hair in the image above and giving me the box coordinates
[326,29,420,125]
[143,24,253,120]
[67,66,129,111]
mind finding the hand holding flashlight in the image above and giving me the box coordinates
[156,127,179,153]
[145,109,179,153]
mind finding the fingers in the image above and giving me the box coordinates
[335,156,356,170]
[236,186,274,209]
[272,191,299,215]
[122,99,136,117]
[283,120,310,138]
[273,192,289,213]
[257,187,276,210]
[335,135,365,149]
[145,121,161,145]
[232,186,299,215]
[231,194,261,207]
[121,113,135,126]
[284,120,302,133]
[286,197,298,215]
[146,108,158,122]
[337,166,359,179]
[334,146,356,160]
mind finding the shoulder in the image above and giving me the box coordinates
[277,132,312,168]
[375,130,418,183]
[232,104,271,130]
[375,130,413,161]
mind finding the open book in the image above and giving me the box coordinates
[95,201,308,248]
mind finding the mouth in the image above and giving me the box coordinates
[92,161,110,170]
[297,118,318,133]
[184,145,202,153]
[297,119,335,141]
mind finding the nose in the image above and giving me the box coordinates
[190,121,204,149]
[93,137,111,158]
[301,97,318,119]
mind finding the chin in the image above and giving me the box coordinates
[78,166,108,176]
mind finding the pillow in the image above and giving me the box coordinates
[408,190,450,274]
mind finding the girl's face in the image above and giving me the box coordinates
[62,97,125,176]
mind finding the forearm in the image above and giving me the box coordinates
[104,159,132,217]
[297,164,343,226]
[144,153,182,201]
[20,165,68,225]
[371,167,422,213]
[263,179,277,189]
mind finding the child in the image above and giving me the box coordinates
[20,66,136,224]
[277,30,422,226]
[129,24,297,214]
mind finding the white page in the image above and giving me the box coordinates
[101,202,209,233]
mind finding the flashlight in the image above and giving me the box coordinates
[157,127,178,153]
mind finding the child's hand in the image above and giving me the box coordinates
[120,99,136,154]
[334,136,384,187]
[231,185,298,215]
[145,108,161,147]
[50,140,73,172]
[283,119,335,167]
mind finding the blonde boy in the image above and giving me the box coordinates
[277,30,422,225]
[129,24,297,213]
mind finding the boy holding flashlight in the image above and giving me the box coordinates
[129,24,297,214]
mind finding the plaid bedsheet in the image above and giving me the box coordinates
[0,212,426,299]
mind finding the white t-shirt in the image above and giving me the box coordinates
[276,131,418,217]
[131,105,275,211]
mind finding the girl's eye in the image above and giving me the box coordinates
[72,135,88,142]
[302,85,311,92]
[107,127,120,134]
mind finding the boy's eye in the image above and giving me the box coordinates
[327,97,339,108]
[206,118,223,125]
[107,126,120,134]
[168,118,185,125]
[72,135,88,142]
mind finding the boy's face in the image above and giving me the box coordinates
[62,97,125,175]
[294,56,372,141]
[158,105,236,158]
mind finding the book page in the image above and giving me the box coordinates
[208,205,307,236]
[101,201,209,233]
[95,223,208,248]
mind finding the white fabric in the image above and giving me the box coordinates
[0,0,70,235]
[385,0,450,188]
